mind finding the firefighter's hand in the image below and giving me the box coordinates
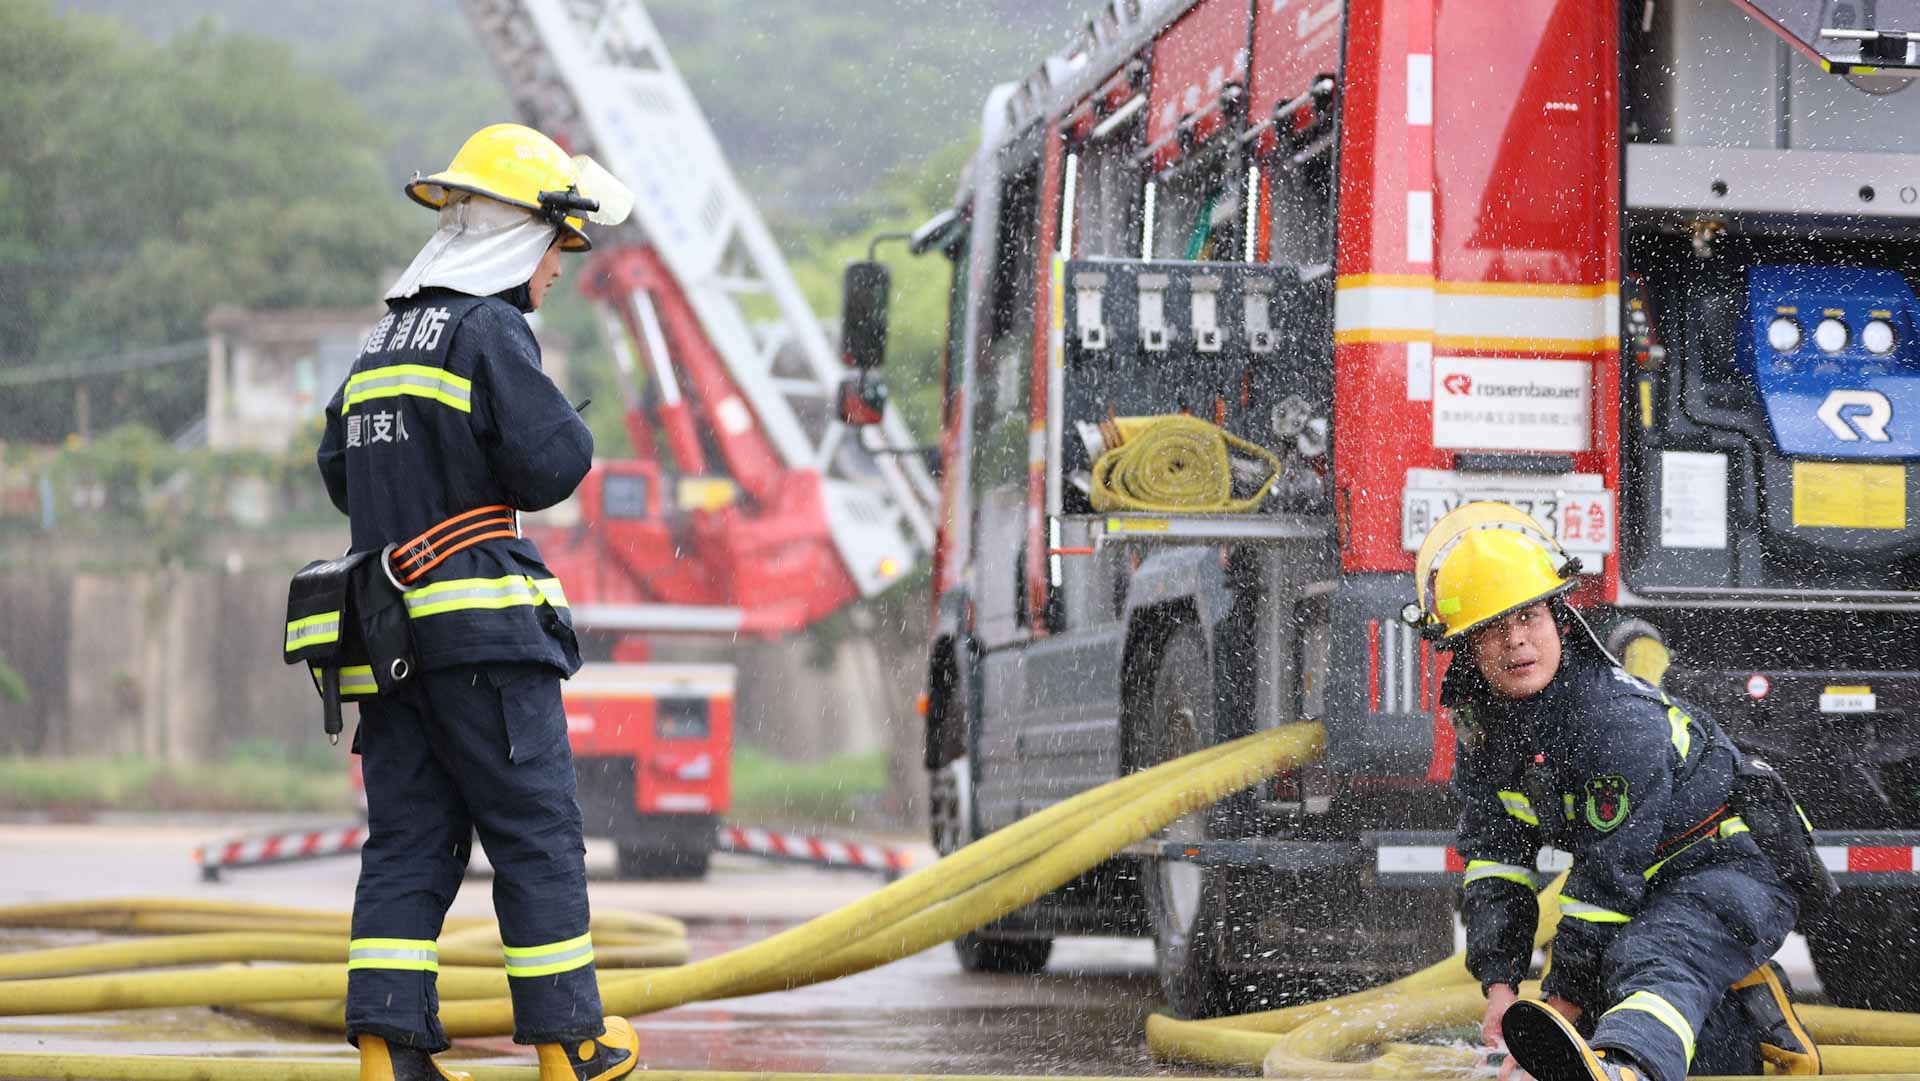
[1482,983,1520,1047]
[1546,995,1584,1026]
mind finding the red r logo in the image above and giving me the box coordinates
[1442,373,1474,396]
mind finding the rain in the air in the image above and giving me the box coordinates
[1,2,1918,1080]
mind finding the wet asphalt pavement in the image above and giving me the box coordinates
[0,818,1184,1076]
[0,817,1820,1077]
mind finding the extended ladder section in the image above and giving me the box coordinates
[458,0,937,596]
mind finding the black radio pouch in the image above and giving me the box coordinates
[1728,754,1839,927]
[284,549,417,742]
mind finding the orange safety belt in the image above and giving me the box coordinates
[386,504,519,586]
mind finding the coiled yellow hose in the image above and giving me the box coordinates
[1088,415,1283,514]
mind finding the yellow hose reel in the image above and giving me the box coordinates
[1089,414,1284,514]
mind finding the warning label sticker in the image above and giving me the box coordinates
[1432,357,1592,452]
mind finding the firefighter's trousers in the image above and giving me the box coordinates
[1586,857,1797,1081]
[346,662,603,1051]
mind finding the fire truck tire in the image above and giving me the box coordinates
[615,842,711,881]
[1805,888,1920,1011]
[1136,623,1241,1018]
[952,933,1053,974]
[932,751,1057,973]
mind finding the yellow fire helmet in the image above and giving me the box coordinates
[1407,501,1580,642]
[405,123,634,252]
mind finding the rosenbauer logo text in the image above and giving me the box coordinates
[1441,374,1582,401]
[1432,356,1592,452]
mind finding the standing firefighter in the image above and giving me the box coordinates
[1407,503,1832,1081]
[314,123,639,1081]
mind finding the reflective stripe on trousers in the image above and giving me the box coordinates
[347,937,439,973]
[1605,989,1697,1064]
[502,932,595,978]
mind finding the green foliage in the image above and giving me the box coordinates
[731,745,889,826]
[8,420,329,560]
[0,1,415,440]
[0,655,26,705]
[0,751,354,813]
[785,140,974,446]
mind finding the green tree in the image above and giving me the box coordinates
[0,2,415,441]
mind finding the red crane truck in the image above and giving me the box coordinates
[849,0,1920,1015]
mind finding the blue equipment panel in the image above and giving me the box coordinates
[1740,266,1920,459]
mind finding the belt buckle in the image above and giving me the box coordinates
[379,542,410,592]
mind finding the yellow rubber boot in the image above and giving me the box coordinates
[1503,999,1644,1081]
[358,1035,472,1081]
[535,1016,638,1081]
[1732,961,1822,1075]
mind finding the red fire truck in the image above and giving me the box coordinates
[853,0,1920,1015]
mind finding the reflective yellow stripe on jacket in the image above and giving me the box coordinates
[402,575,568,620]
[502,932,594,978]
[1642,816,1750,881]
[1498,790,1538,826]
[1558,895,1631,924]
[344,364,472,414]
[1463,860,1534,888]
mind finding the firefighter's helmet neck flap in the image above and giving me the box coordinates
[387,122,633,304]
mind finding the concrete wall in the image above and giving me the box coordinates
[0,569,317,761]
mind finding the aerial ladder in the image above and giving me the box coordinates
[442,0,939,877]
[458,0,938,640]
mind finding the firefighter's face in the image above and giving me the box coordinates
[527,238,565,310]
[1467,601,1561,699]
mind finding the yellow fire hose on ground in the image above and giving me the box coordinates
[1,721,1918,1079]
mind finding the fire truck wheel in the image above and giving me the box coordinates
[932,750,1059,972]
[1136,623,1241,1018]
[614,842,711,881]
[953,933,1053,974]
[928,756,973,858]
[1805,887,1920,1011]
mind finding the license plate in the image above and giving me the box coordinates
[1401,472,1615,555]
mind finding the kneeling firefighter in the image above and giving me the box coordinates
[1406,503,1836,1081]
[299,123,640,1081]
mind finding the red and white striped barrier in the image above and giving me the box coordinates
[196,821,917,882]
[716,825,916,877]
[195,823,367,882]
